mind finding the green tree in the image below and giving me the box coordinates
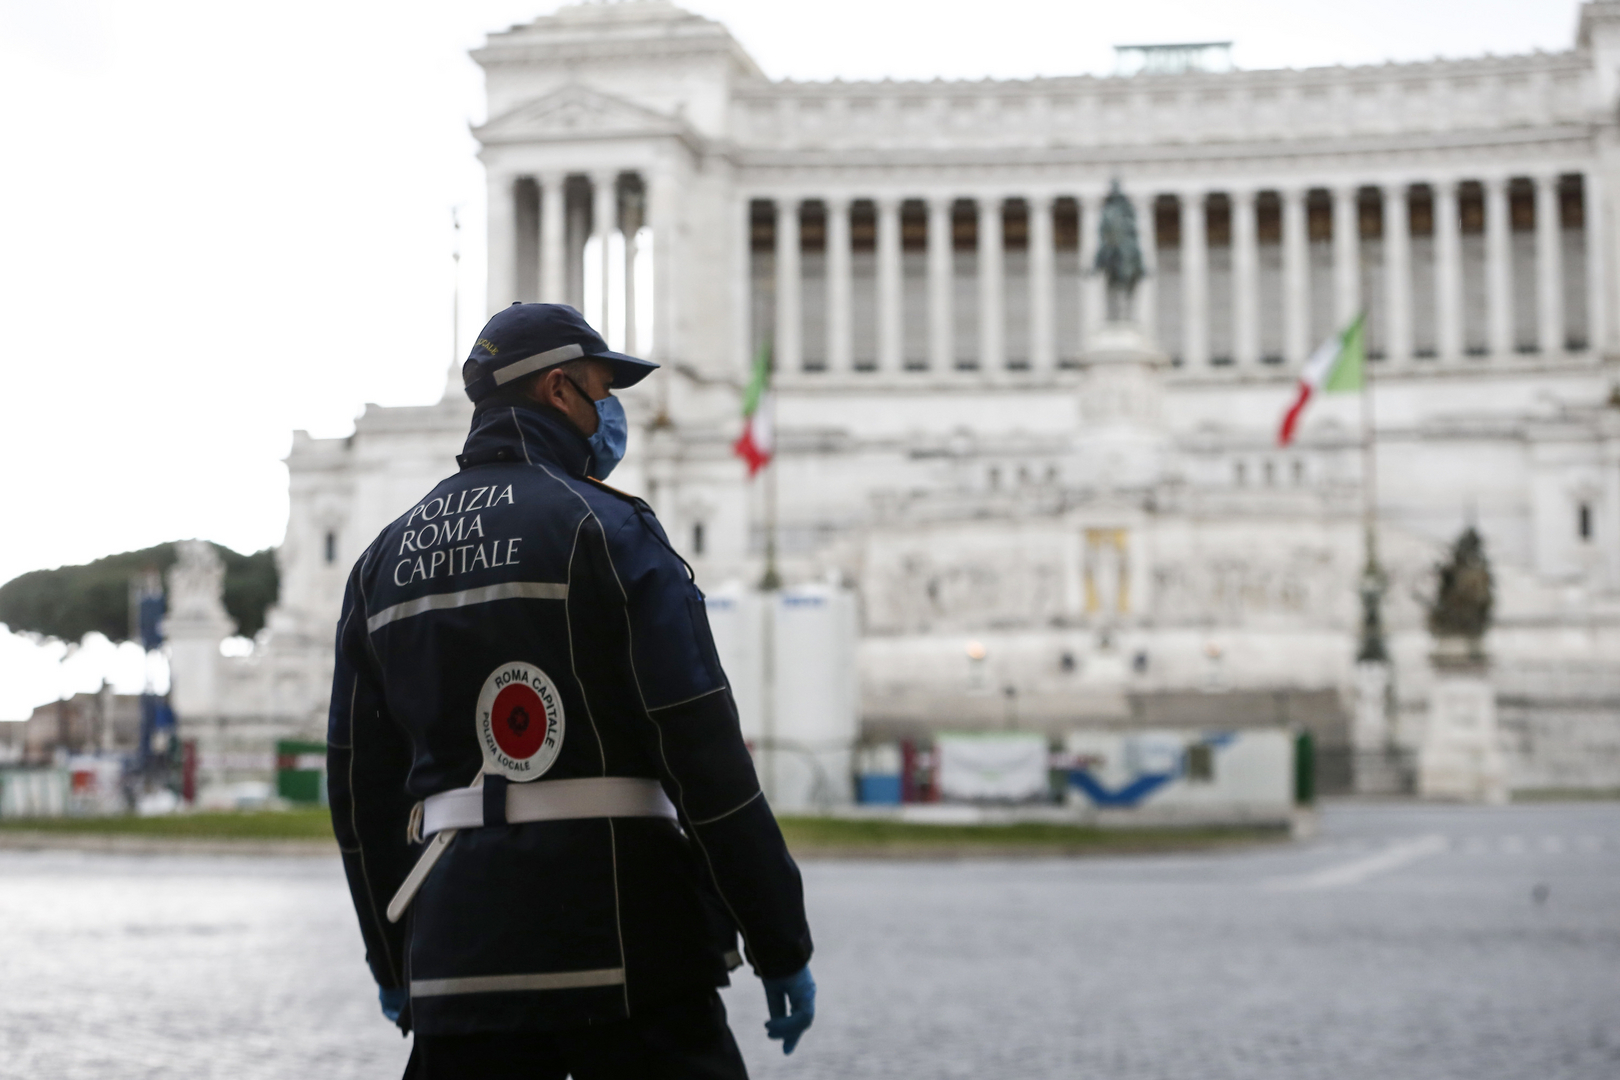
[0,543,279,644]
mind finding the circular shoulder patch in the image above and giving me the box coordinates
[475,662,565,780]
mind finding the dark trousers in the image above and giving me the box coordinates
[404,989,748,1080]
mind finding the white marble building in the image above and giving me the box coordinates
[193,1,1620,795]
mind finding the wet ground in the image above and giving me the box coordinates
[1,802,1615,1079]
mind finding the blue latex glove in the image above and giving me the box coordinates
[378,986,408,1027]
[762,965,816,1055]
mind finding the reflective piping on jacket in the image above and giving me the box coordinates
[410,967,626,998]
[491,343,586,386]
[367,581,568,632]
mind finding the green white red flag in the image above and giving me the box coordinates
[733,341,773,476]
[1278,312,1366,446]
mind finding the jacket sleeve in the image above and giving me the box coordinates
[327,559,417,992]
[604,509,814,980]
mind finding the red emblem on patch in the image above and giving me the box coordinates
[491,682,546,761]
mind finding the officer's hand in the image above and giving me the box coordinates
[761,965,815,1055]
[378,985,409,1031]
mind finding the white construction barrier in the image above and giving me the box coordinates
[935,733,1050,802]
[705,583,858,813]
[1064,728,1294,824]
[66,755,127,816]
[0,768,70,819]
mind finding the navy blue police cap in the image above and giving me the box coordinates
[462,302,659,404]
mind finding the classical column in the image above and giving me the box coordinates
[732,195,752,378]
[1383,184,1412,364]
[1535,172,1566,356]
[540,171,567,304]
[1435,180,1463,361]
[1232,188,1259,366]
[1182,190,1209,367]
[1333,185,1361,327]
[622,179,643,356]
[1078,191,1103,348]
[592,171,618,335]
[1029,194,1056,373]
[1282,186,1310,364]
[486,172,517,316]
[927,196,953,372]
[1606,432,1620,590]
[1132,191,1158,334]
[1585,171,1609,354]
[877,195,903,373]
[566,186,588,310]
[826,196,852,375]
[1483,176,1512,358]
[647,169,677,364]
[978,196,1005,371]
[775,197,802,373]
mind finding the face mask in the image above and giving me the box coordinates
[587,394,628,479]
[564,375,628,479]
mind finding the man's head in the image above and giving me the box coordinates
[493,357,614,436]
[461,303,657,413]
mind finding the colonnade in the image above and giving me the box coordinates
[749,172,1606,379]
[486,170,661,355]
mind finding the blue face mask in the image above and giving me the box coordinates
[587,393,628,479]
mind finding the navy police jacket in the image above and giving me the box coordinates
[328,402,812,1035]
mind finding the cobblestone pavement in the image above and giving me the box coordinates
[1,802,1615,1080]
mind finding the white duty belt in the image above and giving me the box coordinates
[423,776,676,835]
[386,776,677,923]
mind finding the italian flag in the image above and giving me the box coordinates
[733,341,773,476]
[1278,313,1366,446]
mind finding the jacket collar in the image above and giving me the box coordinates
[459,401,594,477]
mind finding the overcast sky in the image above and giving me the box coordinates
[0,0,1581,717]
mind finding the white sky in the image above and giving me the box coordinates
[0,0,1580,718]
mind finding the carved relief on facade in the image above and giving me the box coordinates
[1148,538,1341,626]
[863,525,1067,634]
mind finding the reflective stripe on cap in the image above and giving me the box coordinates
[487,342,586,387]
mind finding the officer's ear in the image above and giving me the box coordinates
[527,368,573,413]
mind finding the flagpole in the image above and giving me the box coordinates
[761,388,781,591]
[1362,337,1376,545]
[758,349,780,803]
[451,206,460,364]
[1358,312,1389,664]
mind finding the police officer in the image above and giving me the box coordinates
[328,303,816,1078]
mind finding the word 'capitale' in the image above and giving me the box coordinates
[394,539,522,585]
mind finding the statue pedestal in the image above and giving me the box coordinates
[1418,643,1507,803]
[162,541,239,800]
[163,541,237,722]
[1351,660,1408,794]
[1076,321,1169,490]
[1352,661,1390,749]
